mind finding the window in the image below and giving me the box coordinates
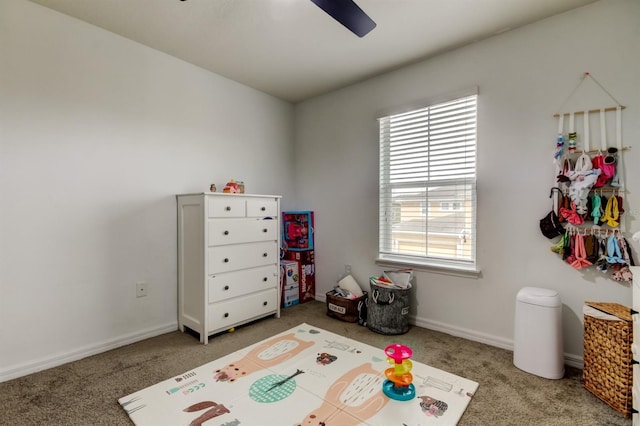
[441,201,462,212]
[378,92,477,272]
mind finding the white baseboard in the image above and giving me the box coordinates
[562,352,584,370]
[410,314,584,370]
[315,294,583,369]
[0,322,178,383]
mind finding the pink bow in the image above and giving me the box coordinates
[570,234,592,270]
[560,203,584,225]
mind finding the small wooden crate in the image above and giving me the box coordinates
[326,291,367,323]
[582,302,633,417]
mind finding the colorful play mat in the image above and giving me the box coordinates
[119,323,478,425]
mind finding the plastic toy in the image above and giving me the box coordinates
[282,211,314,250]
[382,344,416,401]
[286,220,308,241]
[223,180,240,193]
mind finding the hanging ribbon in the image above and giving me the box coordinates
[600,194,619,227]
[605,235,625,264]
[568,112,576,152]
[599,109,607,151]
[595,237,608,272]
[616,106,622,150]
[583,110,589,152]
[590,193,602,224]
[570,234,592,269]
[555,114,565,162]
[557,114,564,135]
[611,106,623,188]
[551,231,568,254]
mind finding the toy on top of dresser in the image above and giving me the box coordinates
[222,180,245,194]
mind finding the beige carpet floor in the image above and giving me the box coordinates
[0,301,631,425]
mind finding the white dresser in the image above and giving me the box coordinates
[177,193,281,344]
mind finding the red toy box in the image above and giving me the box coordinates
[283,250,315,304]
[280,260,299,308]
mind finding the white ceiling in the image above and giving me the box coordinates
[29,0,597,103]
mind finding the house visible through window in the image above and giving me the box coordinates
[378,92,477,271]
[441,201,462,211]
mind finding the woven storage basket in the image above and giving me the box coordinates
[582,302,633,417]
[326,291,367,323]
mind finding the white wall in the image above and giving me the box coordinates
[294,0,640,362]
[0,0,295,381]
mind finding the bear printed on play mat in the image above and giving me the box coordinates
[295,363,388,426]
[213,333,314,383]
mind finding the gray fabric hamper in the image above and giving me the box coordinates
[366,280,410,335]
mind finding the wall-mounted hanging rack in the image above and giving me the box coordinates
[563,225,624,237]
[545,71,634,282]
[553,106,626,118]
[572,147,631,155]
[554,72,625,117]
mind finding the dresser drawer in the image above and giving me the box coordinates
[246,197,279,217]
[207,265,278,303]
[208,218,277,246]
[207,288,278,331]
[207,197,246,218]
[207,241,278,274]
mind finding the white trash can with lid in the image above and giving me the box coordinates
[513,286,564,379]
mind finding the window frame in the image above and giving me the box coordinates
[376,89,480,276]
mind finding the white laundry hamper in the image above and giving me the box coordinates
[513,286,564,379]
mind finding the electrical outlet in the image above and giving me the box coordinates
[345,264,352,276]
[136,282,148,298]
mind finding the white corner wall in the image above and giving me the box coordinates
[0,0,295,381]
[294,0,640,362]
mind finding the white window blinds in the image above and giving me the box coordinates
[378,93,477,270]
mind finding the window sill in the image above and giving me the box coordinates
[375,256,481,278]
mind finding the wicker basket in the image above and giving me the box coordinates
[326,291,367,323]
[582,302,633,417]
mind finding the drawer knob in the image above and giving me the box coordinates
[224,258,229,263]
[263,277,268,282]
[224,313,229,318]
[224,230,229,235]
[262,253,268,257]
[224,285,230,290]
[262,228,268,233]
[263,301,268,306]
[225,206,231,211]
[261,207,266,211]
